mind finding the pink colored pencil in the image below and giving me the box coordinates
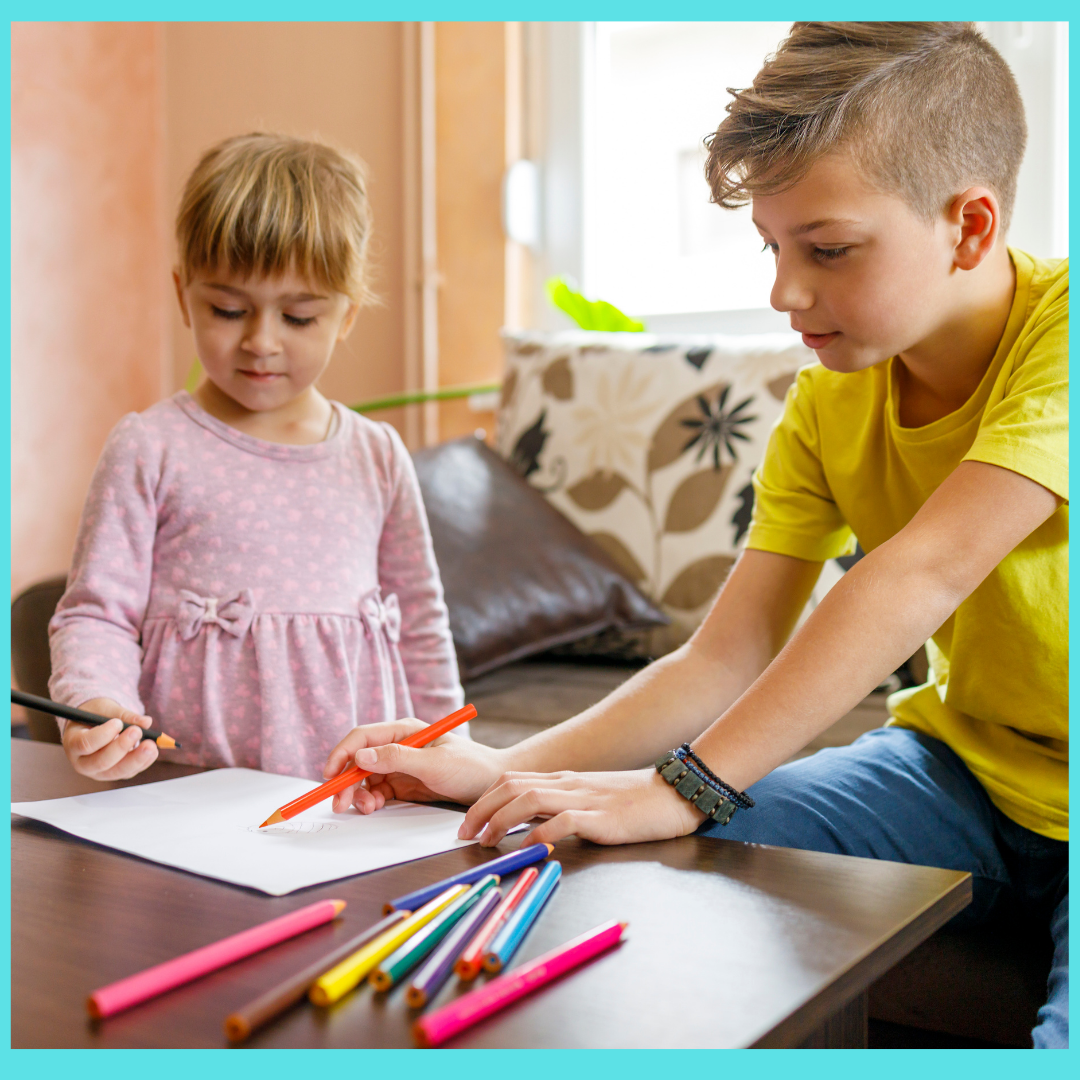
[413,919,627,1048]
[87,899,346,1019]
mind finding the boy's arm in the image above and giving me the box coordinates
[498,548,822,774]
[461,459,1061,846]
[328,547,821,807]
[692,459,1062,791]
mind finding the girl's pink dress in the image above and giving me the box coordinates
[49,391,464,779]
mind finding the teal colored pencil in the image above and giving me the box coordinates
[369,875,500,991]
[483,861,562,973]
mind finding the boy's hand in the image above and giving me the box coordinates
[62,698,159,780]
[459,768,705,847]
[323,719,509,815]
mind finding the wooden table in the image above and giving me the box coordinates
[11,740,970,1048]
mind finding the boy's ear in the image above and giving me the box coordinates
[948,187,1000,272]
[173,270,192,328]
[337,301,362,341]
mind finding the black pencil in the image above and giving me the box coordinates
[11,688,182,749]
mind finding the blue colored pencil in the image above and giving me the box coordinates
[383,842,554,914]
[405,885,503,1008]
[482,860,562,973]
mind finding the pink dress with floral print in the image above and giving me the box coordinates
[49,391,464,779]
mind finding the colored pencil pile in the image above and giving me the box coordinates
[86,839,626,1047]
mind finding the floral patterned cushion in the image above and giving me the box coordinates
[495,329,815,656]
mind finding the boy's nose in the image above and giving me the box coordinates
[769,255,813,314]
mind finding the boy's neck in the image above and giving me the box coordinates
[894,243,1017,428]
[193,381,335,446]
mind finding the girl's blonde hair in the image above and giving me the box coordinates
[176,132,375,303]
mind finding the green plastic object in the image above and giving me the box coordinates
[545,276,645,332]
[184,358,203,393]
[350,382,500,414]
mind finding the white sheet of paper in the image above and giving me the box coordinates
[11,767,487,896]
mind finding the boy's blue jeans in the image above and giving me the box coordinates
[697,726,1068,1048]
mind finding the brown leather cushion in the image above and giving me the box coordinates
[413,438,667,680]
[11,574,68,743]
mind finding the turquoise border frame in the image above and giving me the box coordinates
[2,4,1074,1075]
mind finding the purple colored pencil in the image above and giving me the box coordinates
[384,842,554,914]
[405,886,503,1008]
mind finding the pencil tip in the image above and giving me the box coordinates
[156,735,177,749]
[259,810,285,828]
[331,900,347,916]
[224,1016,248,1042]
[544,843,555,853]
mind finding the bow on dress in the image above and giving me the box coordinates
[359,590,402,644]
[359,589,405,721]
[176,589,256,641]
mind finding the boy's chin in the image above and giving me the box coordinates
[815,344,889,375]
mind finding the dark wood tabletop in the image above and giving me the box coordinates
[11,739,970,1048]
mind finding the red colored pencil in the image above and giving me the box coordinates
[413,919,627,1048]
[454,866,539,981]
[259,704,476,827]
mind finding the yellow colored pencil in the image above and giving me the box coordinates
[308,885,468,1007]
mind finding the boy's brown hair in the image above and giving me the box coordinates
[705,22,1027,230]
[176,133,375,303]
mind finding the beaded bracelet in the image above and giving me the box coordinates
[653,744,754,825]
[678,744,755,809]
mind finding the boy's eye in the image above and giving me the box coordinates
[812,246,850,262]
[761,241,778,256]
[283,314,317,327]
[211,305,245,320]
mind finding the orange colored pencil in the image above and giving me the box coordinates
[259,704,477,827]
[454,866,539,981]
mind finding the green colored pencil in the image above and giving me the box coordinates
[368,875,500,991]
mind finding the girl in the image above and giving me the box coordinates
[49,133,464,796]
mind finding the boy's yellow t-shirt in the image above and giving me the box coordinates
[746,249,1068,840]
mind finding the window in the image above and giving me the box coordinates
[527,21,1068,332]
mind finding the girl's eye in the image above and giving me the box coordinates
[284,315,317,327]
[813,246,849,262]
[211,306,245,320]
[761,241,778,256]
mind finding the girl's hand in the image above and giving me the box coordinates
[459,768,706,848]
[323,719,510,815]
[61,698,159,780]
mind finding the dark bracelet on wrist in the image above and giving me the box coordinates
[653,744,754,826]
[678,744,754,809]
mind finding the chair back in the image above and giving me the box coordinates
[11,575,67,743]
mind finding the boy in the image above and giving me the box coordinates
[325,23,1068,1047]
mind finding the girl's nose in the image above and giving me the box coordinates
[769,252,813,314]
[242,314,282,357]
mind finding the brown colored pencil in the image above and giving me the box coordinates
[223,909,410,1043]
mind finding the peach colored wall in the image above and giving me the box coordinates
[435,22,505,442]
[11,21,512,599]
[11,23,169,597]
[164,23,408,426]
